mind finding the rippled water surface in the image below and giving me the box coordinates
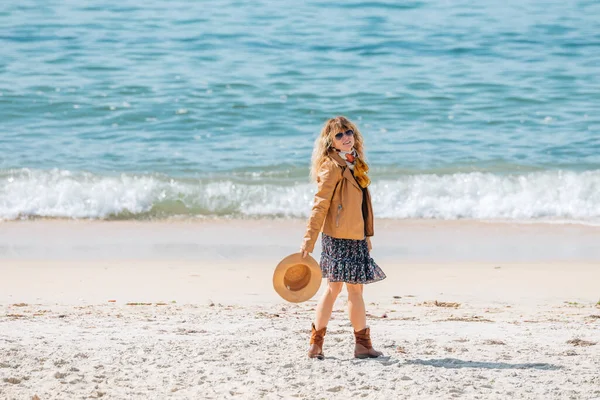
[1,0,600,220]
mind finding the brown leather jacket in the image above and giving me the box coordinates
[302,150,374,253]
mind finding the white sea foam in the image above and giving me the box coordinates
[1,169,600,223]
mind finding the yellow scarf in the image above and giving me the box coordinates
[336,149,371,188]
[353,156,371,188]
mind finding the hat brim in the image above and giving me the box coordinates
[273,253,322,303]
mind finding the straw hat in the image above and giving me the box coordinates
[273,253,322,303]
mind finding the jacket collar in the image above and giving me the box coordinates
[327,149,347,167]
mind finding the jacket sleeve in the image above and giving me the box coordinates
[302,161,341,253]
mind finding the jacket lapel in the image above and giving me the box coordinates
[328,150,361,190]
[343,167,361,189]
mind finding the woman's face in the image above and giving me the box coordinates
[332,128,355,152]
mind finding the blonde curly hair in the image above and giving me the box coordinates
[309,116,366,182]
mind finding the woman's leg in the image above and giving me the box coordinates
[346,283,367,331]
[314,281,343,329]
[346,283,382,358]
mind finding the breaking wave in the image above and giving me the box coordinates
[1,168,600,223]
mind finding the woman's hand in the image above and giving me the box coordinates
[366,237,372,251]
[301,247,309,258]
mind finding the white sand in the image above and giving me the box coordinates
[1,220,599,399]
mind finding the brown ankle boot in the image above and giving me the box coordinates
[308,323,326,360]
[354,327,383,359]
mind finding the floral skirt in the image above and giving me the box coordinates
[319,233,386,284]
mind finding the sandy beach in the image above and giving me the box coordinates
[1,219,599,399]
[4,0,600,399]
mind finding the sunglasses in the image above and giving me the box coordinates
[334,130,354,141]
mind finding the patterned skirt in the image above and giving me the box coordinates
[319,233,386,285]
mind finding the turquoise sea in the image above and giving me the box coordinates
[1,0,600,222]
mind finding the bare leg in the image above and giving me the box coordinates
[314,281,343,330]
[346,283,367,331]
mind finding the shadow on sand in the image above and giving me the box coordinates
[406,358,562,370]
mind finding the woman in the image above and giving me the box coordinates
[301,116,386,360]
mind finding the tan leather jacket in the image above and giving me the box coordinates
[302,150,374,253]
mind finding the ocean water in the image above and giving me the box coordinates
[1,0,600,222]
